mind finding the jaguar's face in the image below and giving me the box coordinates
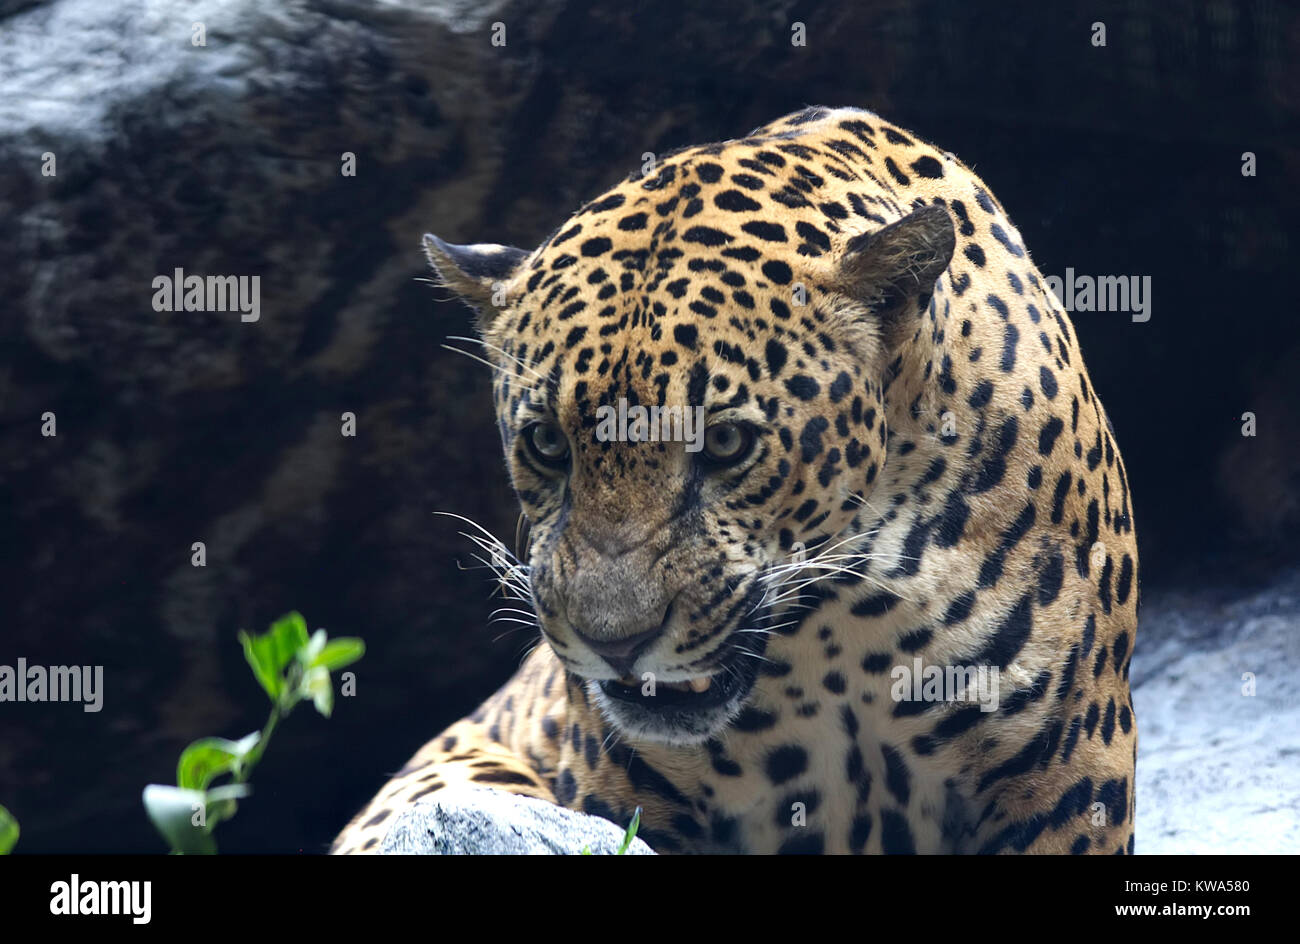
[424,163,954,745]
[496,325,888,745]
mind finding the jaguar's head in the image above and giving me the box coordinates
[427,152,954,745]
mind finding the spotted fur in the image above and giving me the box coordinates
[334,107,1138,854]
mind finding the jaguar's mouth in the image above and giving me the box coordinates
[589,585,772,745]
[597,657,752,712]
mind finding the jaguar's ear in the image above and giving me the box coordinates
[422,234,529,333]
[835,204,955,348]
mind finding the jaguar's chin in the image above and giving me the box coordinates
[588,623,770,747]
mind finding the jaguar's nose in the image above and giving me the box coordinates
[571,623,662,678]
[570,602,673,677]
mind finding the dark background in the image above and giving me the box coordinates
[1,0,1296,852]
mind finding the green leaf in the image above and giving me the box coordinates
[240,612,312,703]
[203,783,252,827]
[300,628,328,667]
[239,629,283,702]
[176,734,258,790]
[143,784,252,855]
[0,804,18,855]
[230,730,261,761]
[310,637,365,672]
[143,785,218,855]
[303,665,333,718]
[269,611,310,666]
[617,806,642,855]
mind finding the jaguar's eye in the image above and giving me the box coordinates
[702,422,754,465]
[524,421,570,466]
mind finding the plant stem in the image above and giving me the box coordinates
[240,703,282,782]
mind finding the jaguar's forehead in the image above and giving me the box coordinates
[520,140,854,296]
[496,135,881,417]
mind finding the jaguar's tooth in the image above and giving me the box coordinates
[688,676,712,693]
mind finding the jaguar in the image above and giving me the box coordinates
[332,106,1139,854]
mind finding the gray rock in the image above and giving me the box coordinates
[380,787,655,855]
[1132,566,1300,854]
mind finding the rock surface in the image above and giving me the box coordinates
[1133,566,1300,854]
[381,787,655,855]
